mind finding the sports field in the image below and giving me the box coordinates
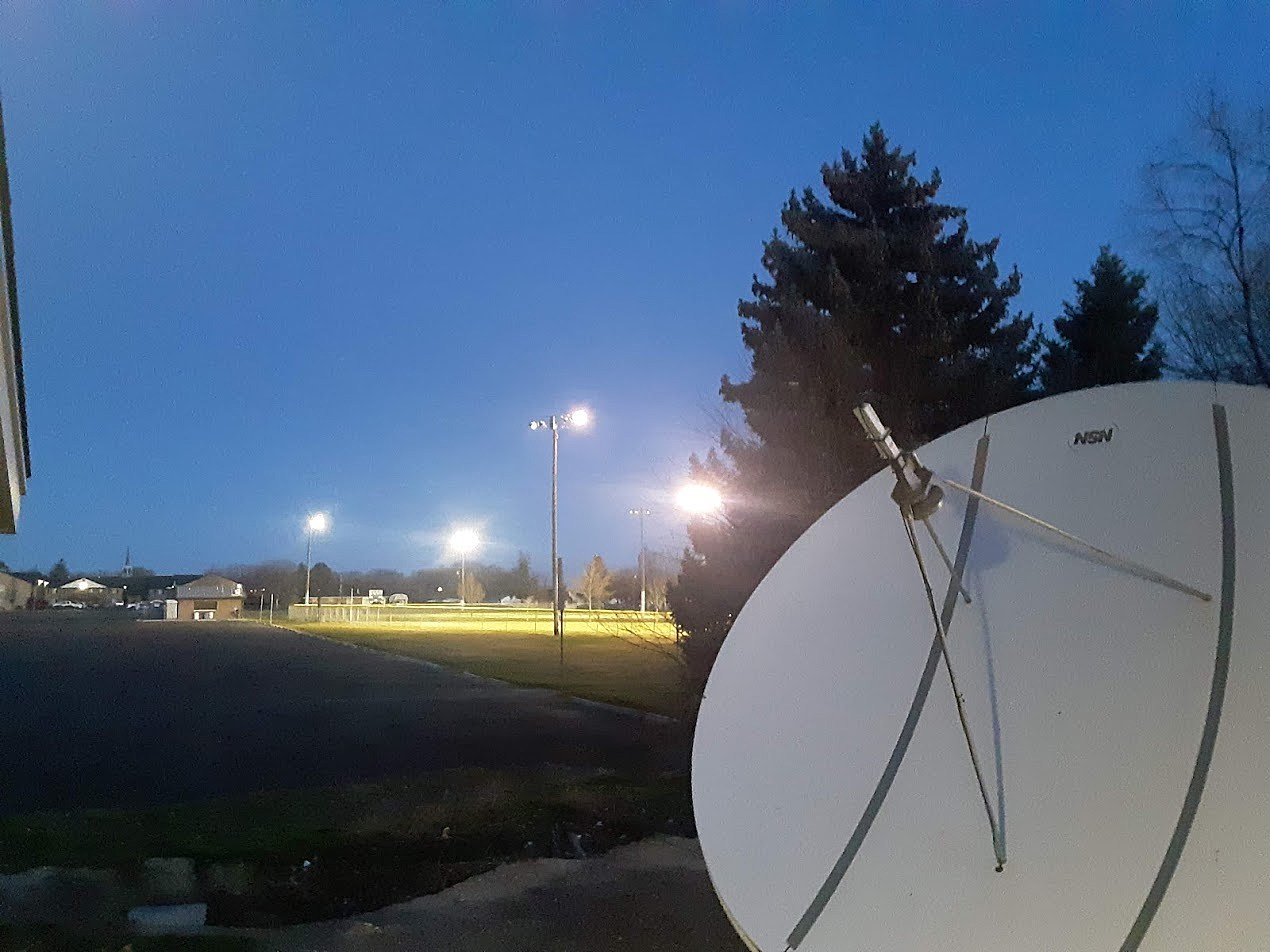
[278,606,689,717]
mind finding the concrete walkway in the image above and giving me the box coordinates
[238,837,747,952]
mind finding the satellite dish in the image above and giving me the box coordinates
[693,381,1270,951]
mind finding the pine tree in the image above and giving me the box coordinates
[1040,247,1165,394]
[671,126,1038,697]
[49,559,70,586]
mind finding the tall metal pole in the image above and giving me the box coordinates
[459,552,467,607]
[304,529,313,606]
[551,416,562,676]
[629,507,649,612]
[638,509,647,612]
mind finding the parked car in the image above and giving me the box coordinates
[51,600,84,609]
[388,593,408,605]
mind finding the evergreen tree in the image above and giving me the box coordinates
[1039,247,1165,394]
[49,559,70,586]
[512,552,535,600]
[671,126,1038,697]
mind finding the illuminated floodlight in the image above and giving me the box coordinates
[676,482,724,516]
[565,407,591,428]
[307,512,330,534]
[449,527,480,555]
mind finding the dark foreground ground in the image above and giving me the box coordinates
[242,836,747,952]
[0,613,683,815]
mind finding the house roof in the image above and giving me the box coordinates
[96,573,200,591]
[189,574,241,588]
[175,574,244,599]
[62,577,108,590]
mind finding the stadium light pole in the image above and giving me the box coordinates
[529,407,591,676]
[304,511,330,606]
[628,507,650,612]
[449,527,480,607]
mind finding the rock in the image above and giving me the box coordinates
[127,902,208,935]
[203,861,255,897]
[0,866,129,924]
[142,857,199,903]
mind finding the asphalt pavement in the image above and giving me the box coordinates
[0,612,682,815]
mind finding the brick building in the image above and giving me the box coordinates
[174,574,244,621]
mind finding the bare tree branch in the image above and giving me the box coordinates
[1140,89,1270,386]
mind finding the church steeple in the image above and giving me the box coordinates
[122,547,133,578]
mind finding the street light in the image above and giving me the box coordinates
[628,507,651,612]
[304,511,330,606]
[529,407,591,673]
[449,527,480,606]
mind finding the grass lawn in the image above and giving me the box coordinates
[282,622,690,718]
[0,768,690,873]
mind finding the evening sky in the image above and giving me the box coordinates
[1,3,1266,577]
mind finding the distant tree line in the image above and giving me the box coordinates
[208,549,678,610]
[668,88,1268,704]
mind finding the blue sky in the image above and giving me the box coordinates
[1,2,1266,578]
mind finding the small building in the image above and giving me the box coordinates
[7,571,48,607]
[174,574,244,621]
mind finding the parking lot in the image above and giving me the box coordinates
[0,612,681,815]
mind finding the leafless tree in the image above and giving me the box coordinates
[576,555,613,610]
[1142,91,1270,386]
[458,573,485,604]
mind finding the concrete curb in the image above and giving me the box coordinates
[261,622,677,725]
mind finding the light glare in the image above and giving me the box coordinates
[676,483,723,515]
[449,527,480,555]
[307,512,330,534]
[566,407,591,428]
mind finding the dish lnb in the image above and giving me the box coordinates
[853,403,943,521]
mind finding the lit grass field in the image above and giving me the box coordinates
[279,603,678,638]
[278,611,689,717]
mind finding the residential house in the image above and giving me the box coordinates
[53,577,121,607]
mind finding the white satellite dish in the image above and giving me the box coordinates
[693,381,1269,952]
